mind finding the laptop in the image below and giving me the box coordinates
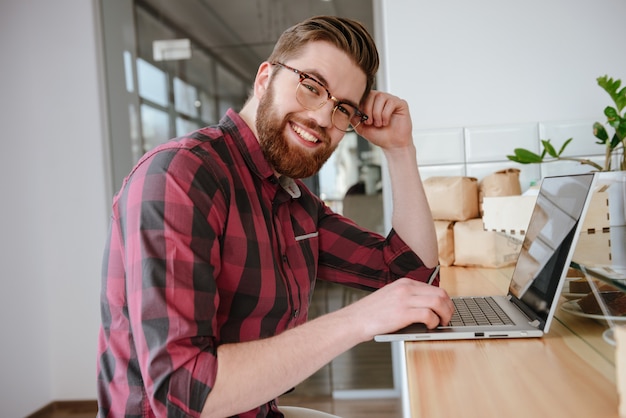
[375,172,598,342]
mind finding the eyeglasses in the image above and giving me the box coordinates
[272,62,368,132]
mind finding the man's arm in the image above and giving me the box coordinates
[202,278,452,417]
[356,92,439,267]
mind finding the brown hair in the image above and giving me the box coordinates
[267,15,379,102]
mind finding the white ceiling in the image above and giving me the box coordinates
[138,0,374,82]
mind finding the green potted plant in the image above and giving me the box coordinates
[507,75,625,171]
[508,75,626,267]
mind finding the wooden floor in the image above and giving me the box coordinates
[32,281,402,418]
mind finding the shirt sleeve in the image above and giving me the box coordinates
[121,146,225,416]
[315,202,439,289]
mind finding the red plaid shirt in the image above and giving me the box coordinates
[97,109,436,417]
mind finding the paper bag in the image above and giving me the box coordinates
[434,220,455,266]
[424,176,479,221]
[479,168,522,197]
[453,218,522,268]
[479,168,522,215]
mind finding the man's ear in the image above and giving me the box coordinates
[253,62,273,98]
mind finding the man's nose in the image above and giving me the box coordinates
[307,100,335,129]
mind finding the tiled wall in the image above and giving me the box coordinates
[414,119,605,191]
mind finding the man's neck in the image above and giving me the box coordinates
[238,101,259,140]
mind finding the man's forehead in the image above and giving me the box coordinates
[285,42,366,98]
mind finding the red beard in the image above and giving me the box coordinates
[256,82,337,179]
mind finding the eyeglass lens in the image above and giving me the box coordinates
[296,79,361,132]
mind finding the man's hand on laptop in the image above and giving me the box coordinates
[344,278,454,341]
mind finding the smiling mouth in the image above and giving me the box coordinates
[291,123,319,144]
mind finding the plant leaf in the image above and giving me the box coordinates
[506,155,525,163]
[507,148,544,164]
[605,106,618,121]
[598,75,626,113]
[593,122,608,143]
[616,118,626,141]
[610,133,621,149]
[557,138,573,156]
[542,139,558,157]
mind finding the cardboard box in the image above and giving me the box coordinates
[573,230,612,265]
[453,218,522,268]
[483,191,610,238]
[434,220,455,266]
[482,195,537,239]
[581,191,610,231]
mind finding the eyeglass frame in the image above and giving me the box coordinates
[271,62,369,132]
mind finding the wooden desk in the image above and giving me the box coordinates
[400,266,619,418]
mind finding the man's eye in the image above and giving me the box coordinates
[336,104,353,116]
[302,82,321,96]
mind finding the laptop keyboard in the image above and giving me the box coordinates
[448,297,515,327]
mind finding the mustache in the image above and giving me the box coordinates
[287,114,331,145]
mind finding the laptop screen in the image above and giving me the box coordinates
[508,173,595,325]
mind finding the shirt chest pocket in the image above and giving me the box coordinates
[294,230,319,265]
[287,229,319,293]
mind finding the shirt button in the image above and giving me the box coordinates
[282,255,288,263]
[292,309,299,319]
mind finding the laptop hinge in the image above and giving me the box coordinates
[508,293,546,329]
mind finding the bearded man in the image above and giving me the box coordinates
[97,15,452,418]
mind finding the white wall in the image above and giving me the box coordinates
[380,0,626,128]
[378,0,626,230]
[0,0,109,416]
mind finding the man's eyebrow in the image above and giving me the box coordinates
[304,68,329,88]
[305,68,361,108]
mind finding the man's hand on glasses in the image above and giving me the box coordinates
[355,91,413,152]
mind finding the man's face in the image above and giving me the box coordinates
[256,79,335,179]
[255,42,366,179]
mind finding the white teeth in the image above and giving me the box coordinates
[292,124,318,143]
